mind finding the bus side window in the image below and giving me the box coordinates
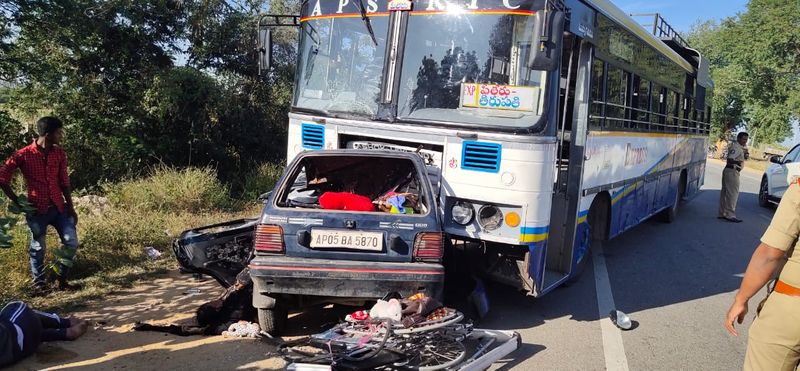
[634,76,650,130]
[590,59,605,130]
[605,65,626,130]
[650,84,663,131]
[665,91,676,133]
[680,95,691,133]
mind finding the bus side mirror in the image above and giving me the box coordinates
[528,10,566,72]
[257,29,273,75]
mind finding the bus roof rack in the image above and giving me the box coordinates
[629,13,690,50]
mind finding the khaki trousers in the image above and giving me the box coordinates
[719,167,740,218]
[745,293,800,371]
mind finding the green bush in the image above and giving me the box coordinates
[240,162,285,202]
[109,166,231,213]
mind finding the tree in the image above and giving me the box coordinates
[1,0,301,190]
[687,0,800,143]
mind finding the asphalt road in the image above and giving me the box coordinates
[482,160,773,370]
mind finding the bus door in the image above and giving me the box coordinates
[539,35,593,295]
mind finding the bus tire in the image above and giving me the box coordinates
[660,172,686,223]
[567,195,609,284]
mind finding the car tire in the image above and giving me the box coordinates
[759,177,771,208]
[258,306,287,335]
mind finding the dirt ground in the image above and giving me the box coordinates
[12,270,352,371]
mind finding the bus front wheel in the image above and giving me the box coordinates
[567,195,609,284]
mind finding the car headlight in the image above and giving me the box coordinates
[451,201,475,225]
[478,205,503,231]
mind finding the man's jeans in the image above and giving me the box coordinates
[26,207,78,285]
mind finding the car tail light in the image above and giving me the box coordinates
[254,224,284,254]
[413,232,444,262]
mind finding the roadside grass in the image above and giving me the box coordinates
[744,158,770,173]
[0,165,279,312]
[239,162,284,202]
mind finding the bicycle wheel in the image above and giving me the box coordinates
[401,334,467,371]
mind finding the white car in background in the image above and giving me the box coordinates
[760,143,800,207]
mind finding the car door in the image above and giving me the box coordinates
[769,144,800,199]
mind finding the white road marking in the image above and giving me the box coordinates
[593,244,630,371]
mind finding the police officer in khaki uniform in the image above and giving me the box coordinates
[719,132,750,223]
[726,181,800,370]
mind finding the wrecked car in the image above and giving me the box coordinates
[249,150,444,334]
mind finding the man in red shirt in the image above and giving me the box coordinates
[0,117,79,294]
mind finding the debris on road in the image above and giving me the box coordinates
[144,246,162,260]
[609,310,633,331]
[282,292,520,370]
[222,321,261,338]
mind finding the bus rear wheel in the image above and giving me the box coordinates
[660,173,686,223]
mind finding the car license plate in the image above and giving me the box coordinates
[310,229,383,251]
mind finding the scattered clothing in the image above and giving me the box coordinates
[319,192,375,211]
[222,321,260,338]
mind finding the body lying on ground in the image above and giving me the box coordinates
[134,268,256,336]
[0,301,89,367]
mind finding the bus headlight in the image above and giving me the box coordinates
[478,205,504,231]
[451,201,475,225]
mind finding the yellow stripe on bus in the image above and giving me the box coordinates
[521,233,548,243]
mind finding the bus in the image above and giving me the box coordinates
[259,0,713,297]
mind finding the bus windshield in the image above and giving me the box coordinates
[294,0,549,128]
[294,15,389,117]
[397,11,547,129]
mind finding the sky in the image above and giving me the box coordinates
[618,0,800,146]
[615,0,749,33]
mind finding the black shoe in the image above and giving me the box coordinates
[30,284,51,297]
[724,217,743,223]
[57,279,82,291]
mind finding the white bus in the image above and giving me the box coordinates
[262,0,712,297]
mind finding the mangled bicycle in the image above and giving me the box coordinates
[282,306,520,371]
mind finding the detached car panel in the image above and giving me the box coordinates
[173,218,257,288]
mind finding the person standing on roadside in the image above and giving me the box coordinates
[719,132,749,223]
[726,181,800,370]
[0,117,80,295]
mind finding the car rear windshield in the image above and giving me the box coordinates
[276,155,429,215]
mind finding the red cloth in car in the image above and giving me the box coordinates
[319,192,374,211]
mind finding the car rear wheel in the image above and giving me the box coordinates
[258,306,287,335]
[759,177,771,208]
